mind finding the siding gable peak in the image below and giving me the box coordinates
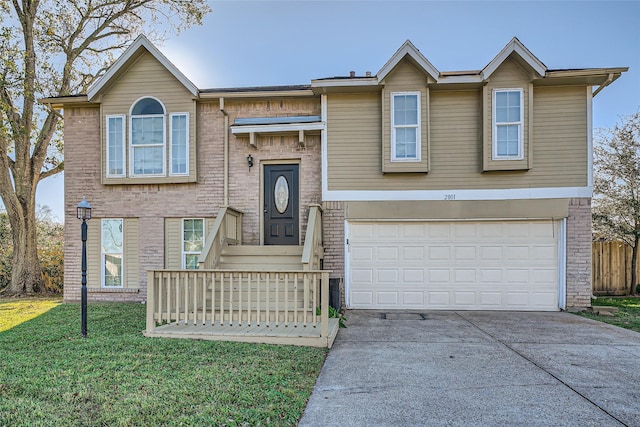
[482,37,546,80]
[377,40,439,83]
[87,35,198,101]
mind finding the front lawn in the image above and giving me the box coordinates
[0,302,327,426]
[0,296,62,332]
[577,296,640,333]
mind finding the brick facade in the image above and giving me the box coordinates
[565,197,592,310]
[63,98,322,302]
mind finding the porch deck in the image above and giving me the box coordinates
[146,318,340,347]
[144,205,337,347]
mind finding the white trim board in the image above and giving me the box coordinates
[323,186,592,202]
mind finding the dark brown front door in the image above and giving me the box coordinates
[264,164,299,245]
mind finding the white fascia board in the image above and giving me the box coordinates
[377,40,439,82]
[437,75,483,84]
[482,37,546,80]
[311,78,379,88]
[231,122,325,134]
[322,186,593,202]
[88,35,199,101]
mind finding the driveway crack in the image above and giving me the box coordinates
[454,311,629,427]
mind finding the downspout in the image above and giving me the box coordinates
[592,73,614,98]
[220,98,229,206]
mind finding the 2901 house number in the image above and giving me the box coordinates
[444,194,455,200]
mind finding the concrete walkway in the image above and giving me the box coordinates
[299,311,640,426]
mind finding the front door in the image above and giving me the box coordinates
[264,164,299,245]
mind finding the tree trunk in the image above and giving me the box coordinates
[631,238,639,296]
[4,198,42,295]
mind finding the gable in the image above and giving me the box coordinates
[381,58,431,86]
[100,51,195,111]
[87,35,198,101]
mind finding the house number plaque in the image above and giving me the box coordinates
[274,175,289,214]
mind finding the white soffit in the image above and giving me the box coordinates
[482,37,546,79]
[87,35,199,101]
[377,40,440,82]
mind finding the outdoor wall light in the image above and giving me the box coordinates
[247,154,254,171]
[76,197,92,338]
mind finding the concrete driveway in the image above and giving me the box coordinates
[299,311,640,426]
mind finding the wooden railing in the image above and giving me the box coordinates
[146,270,330,337]
[302,204,324,270]
[198,206,243,269]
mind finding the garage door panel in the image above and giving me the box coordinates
[506,246,530,260]
[429,269,450,282]
[377,292,398,305]
[454,269,476,284]
[377,269,398,282]
[351,246,373,262]
[429,246,450,260]
[403,269,424,282]
[403,246,424,260]
[428,292,450,306]
[348,221,559,311]
[481,246,503,260]
[402,292,423,305]
[455,246,476,260]
[377,246,399,261]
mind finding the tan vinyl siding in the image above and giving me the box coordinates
[532,86,588,185]
[100,51,197,184]
[124,219,140,288]
[86,218,139,289]
[86,221,101,288]
[165,217,215,269]
[165,218,182,270]
[326,85,587,191]
[381,59,430,173]
[327,93,382,188]
[483,57,531,171]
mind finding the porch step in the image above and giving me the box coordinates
[219,245,304,271]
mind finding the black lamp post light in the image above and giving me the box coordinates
[77,197,92,338]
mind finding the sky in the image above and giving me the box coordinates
[39,0,640,221]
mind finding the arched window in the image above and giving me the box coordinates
[130,97,166,176]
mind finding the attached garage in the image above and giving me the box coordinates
[347,220,563,311]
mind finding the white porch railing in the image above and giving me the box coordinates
[146,269,330,338]
[198,206,243,269]
[302,204,324,270]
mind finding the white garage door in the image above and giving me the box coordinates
[348,221,559,311]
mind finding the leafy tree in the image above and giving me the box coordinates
[0,206,64,293]
[0,0,211,295]
[593,112,640,295]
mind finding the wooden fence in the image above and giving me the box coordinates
[592,241,639,295]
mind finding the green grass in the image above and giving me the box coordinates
[577,297,640,333]
[0,302,327,426]
[0,296,62,332]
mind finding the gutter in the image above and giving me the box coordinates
[220,98,229,206]
[592,73,614,97]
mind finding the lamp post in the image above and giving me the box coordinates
[77,197,92,338]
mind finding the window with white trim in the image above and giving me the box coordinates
[182,218,204,269]
[391,92,420,161]
[493,89,523,160]
[101,219,124,287]
[130,97,166,176]
[106,115,126,177]
[170,113,189,175]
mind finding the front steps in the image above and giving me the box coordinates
[218,245,304,271]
